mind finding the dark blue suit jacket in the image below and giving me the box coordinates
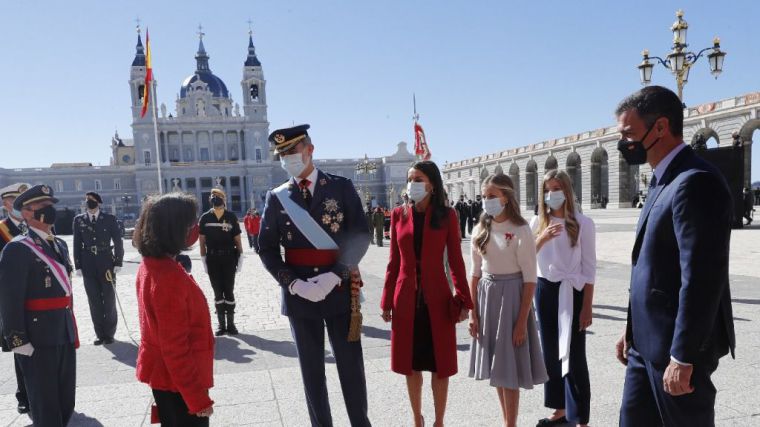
[258,170,370,319]
[0,230,77,349]
[627,146,735,365]
[72,211,124,274]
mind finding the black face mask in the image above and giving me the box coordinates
[86,199,99,209]
[34,205,57,225]
[211,196,224,207]
[617,120,661,166]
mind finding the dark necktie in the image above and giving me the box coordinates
[299,179,312,206]
[91,214,97,223]
[649,174,658,189]
[46,235,64,263]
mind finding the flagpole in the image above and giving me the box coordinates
[151,79,163,194]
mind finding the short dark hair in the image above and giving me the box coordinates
[85,191,102,204]
[615,85,683,137]
[135,192,198,257]
[410,160,448,229]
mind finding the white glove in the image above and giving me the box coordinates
[236,254,244,274]
[307,272,342,296]
[113,266,121,273]
[289,279,326,302]
[75,269,82,277]
[12,343,34,357]
[202,256,208,274]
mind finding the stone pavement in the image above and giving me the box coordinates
[1,208,758,426]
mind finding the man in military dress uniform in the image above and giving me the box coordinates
[259,124,372,427]
[0,182,31,414]
[0,185,78,426]
[72,191,124,345]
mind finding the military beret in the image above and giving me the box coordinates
[13,184,59,210]
[0,182,31,199]
[86,191,103,204]
[210,188,226,199]
[268,124,310,154]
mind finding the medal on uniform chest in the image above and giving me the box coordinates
[44,276,52,288]
[287,231,293,241]
[322,199,343,234]
[320,178,327,186]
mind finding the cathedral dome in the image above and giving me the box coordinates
[179,33,229,99]
[180,72,229,98]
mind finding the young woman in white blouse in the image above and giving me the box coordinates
[468,173,548,427]
[531,169,596,427]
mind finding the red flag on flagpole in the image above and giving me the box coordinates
[414,121,431,161]
[140,29,153,118]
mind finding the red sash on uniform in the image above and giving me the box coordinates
[18,237,80,349]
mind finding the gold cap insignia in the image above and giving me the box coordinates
[274,134,285,143]
[18,184,28,192]
[41,186,50,195]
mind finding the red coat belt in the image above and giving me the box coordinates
[285,249,339,266]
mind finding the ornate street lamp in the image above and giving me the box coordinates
[355,154,378,206]
[637,10,726,103]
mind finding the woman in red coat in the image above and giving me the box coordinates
[382,161,473,427]
[134,193,215,426]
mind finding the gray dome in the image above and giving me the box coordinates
[180,72,229,99]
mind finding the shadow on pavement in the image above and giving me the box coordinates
[361,325,390,340]
[215,336,256,363]
[70,411,104,426]
[593,313,626,322]
[594,304,627,313]
[732,298,760,305]
[103,341,138,368]
[234,333,300,359]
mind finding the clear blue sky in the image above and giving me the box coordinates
[2,1,759,181]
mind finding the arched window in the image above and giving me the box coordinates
[138,85,145,103]
[250,84,259,101]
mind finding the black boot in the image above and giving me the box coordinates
[215,304,226,336]
[226,305,238,335]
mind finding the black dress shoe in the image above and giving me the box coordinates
[536,416,568,427]
[103,338,115,345]
[93,339,104,345]
[17,403,29,414]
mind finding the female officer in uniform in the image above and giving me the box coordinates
[199,188,243,336]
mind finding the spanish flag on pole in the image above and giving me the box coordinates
[140,29,153,118]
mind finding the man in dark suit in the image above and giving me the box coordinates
[614,86,735,427]
[258,124,371,427]
[0,182,31,414]
[0,185,78,426]
[72,191,124,345]
[454,196,468,237]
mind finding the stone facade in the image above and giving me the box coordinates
[443,91,760,210]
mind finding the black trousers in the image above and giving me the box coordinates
[535,277,591,425]
[152,389,209,427]
[18,343,76,427]
[15,354,28,406]
[206,253,238,312]
[620,347,719,427]
[289,312,371,427]
[459,216,467,237]
[83,272,118,340]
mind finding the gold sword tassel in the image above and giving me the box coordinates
[347,268,363,342]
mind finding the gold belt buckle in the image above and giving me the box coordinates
[90,246,98,255]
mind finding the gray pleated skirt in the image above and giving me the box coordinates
[468,272,548,389]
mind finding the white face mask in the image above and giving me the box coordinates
[280,152,308,178]
[482,198,505,217]
[545,190,566,210]
[407,182,429,202]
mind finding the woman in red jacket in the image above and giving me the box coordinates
[134,193,215,426]
[382,160,473,427]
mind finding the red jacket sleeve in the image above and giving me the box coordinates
[153,271,213,413]
[381,208,401,311]
[446,208,473,309]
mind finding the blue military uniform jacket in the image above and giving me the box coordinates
[72,211,124,274]
[0,217,24,351]
[258,170,370,318]
[0,230,77,349]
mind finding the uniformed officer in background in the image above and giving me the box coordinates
[72,191,124,345]
[199,188,244,336]
[0,184,78,425]
[259,124,371,427]
[0,182,31,414]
